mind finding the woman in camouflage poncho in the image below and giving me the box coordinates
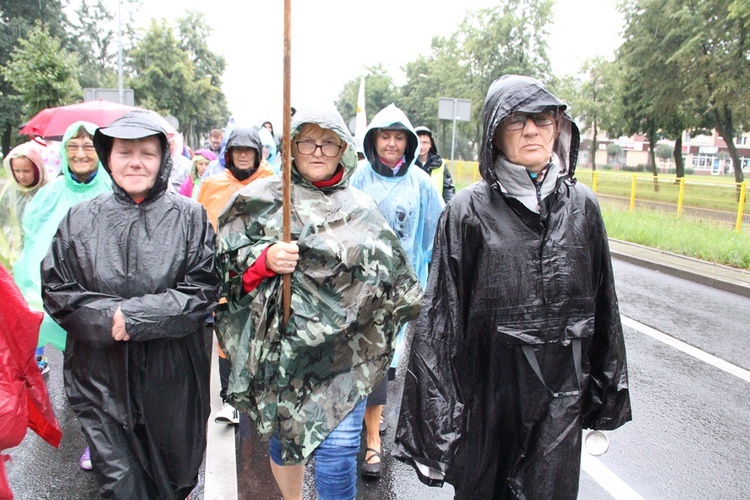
[215,107,421,499]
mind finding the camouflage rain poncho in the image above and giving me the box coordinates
[215,108,422,465]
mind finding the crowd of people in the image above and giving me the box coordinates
[1,75,631,500]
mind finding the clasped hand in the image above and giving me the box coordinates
[266,242,300,274]
[112,306,130,342]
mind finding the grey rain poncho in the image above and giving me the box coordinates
[393,75,632,498]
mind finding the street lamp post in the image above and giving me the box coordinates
[117,0,124,104]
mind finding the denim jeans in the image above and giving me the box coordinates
[269,398,366,500]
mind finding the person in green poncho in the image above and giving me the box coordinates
[12,121,111,472]
[215,107,421,500]
[13,121,112,352]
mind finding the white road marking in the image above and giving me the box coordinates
[205,335,239,499]
[621,315,750,383]
[581,452,645,500]
[582,314,750,499]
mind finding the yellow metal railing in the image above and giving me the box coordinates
[446,163,749,232]
[447,160,480,186]
[577,170,748,232]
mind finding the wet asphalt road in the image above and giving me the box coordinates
[6,257,750,499]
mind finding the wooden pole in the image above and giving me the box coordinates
[282,0,292,326]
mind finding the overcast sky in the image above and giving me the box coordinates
[129,0,624,131]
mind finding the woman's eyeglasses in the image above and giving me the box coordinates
[294,140,342,158]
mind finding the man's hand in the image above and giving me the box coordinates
[266,242,300,274]
[112,306,130,342]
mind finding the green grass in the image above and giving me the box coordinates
[600,205,750,269]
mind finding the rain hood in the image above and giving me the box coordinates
[94,109,172,204]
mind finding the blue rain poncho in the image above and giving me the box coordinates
[350,104,444,287]
[349,104,444,368]
[13,121,112,350]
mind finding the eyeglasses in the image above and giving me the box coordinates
[65,144,95,152]
[501,113,555,131]
[294,140,342,158]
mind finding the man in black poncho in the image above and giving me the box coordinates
[41,110,220,499]
[394,75,632,499]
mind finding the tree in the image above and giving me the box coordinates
[0,0,69,155]
[456,1,554,151]
[620,0,749,183]
[334,1,555,161]
[67,0,142,89]
[128,16,229,146]
[175,11,229,144]
[557,57,624,170]
[335,64,400,132]
[399,36,475,159]
[2,22,82,119]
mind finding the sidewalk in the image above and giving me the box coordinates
[608,239,750,298]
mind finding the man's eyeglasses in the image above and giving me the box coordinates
[294,140,342,158]
[501,113,555,131]
[65,144,95,152]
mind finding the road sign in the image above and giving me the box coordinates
[438,98,472,162]
[438,98,471,121]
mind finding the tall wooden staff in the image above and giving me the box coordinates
[282,0,292,326]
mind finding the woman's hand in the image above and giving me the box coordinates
[112,306,131,342]
[266,242,300,274]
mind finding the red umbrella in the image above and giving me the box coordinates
[20,100,176,139]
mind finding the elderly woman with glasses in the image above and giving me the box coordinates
[215,107,420,500]
[394,75,632,498]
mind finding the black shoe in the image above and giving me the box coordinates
[379,414,388,435]
[361,447,382,479]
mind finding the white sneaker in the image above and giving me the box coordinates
[215,402,240,424]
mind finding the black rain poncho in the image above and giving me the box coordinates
[393,75,631,498]
[41,110,221,499]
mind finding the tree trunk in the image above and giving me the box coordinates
[674,135,685,178]
[647,120,659,192]
[2,124,10,158]
[590,119,598,171]
[712,105,745,184]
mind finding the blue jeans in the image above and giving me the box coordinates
[269,398,366,500]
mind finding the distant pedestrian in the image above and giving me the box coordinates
[206,128,224,155]
[168,132,192,191]
[41,110,220,499]
[179,148,216,200]
[414,126,455,203]
[394,74,632,498]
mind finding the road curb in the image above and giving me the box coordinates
[609,239,750,299]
